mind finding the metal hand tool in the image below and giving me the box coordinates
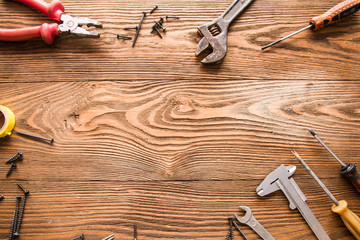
[292,150,360,240]
[234,206,274,240]
[0,0,102,44]
[195,0,255,64]
[309,128,360,193]
[257,165,331,240]
[262,0,360,50]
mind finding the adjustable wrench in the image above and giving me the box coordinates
[234,206,275,240]
[256,165,331,240]
[195,0,255,64]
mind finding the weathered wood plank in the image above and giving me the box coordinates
[0,179,358,239]
[0,0,359,82]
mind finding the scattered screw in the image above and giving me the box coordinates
[124,26,138,30]
[134,224,137,240]
[228,216,234,240]
[233,220,248,240]
[6,163,16,177]
[6,151,23,164]
[150,5,158,14]
[117,34,132,40]
[17,184,29,195]
[70,234,85,240]
[9,196,21,240]
[14,184,29,236]
[15,130,53,144]
[152,26,163,38]
[166,15,180,20]
[132,12,147,48]
[154,21,166,32]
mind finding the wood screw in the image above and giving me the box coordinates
[117,35,132,40]
[154,21,166,32]
[9,196,21,240]
[152,26,163,39]
[132,12,147,48]
[124,27,138,30]
[14,184,29,236]
[70,234,85,240]
[6,151,22,164]
[15,130,54,144]
[6,163,16,177]
[134,224,137,240]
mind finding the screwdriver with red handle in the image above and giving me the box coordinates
[262,0,360,50]
[309,128,360,193]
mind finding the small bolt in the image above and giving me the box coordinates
[154,21,166,32]
[6,151,23,164]
[117,34,132,40]
[124,26,138,30]
[6,163,16,177]
[15,130,53,144]
[150,5,158,14]
[166,15,180,20]
[152,26,163,39]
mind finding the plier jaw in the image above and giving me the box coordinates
[59,14,103,38]
[0,0,102,44]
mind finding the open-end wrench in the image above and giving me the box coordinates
[257,165,331,240]
[234,206,275,240]
[195,0,255,64]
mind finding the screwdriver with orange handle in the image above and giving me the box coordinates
[309,128,360,193]
[262,0,360,50]
[291,150,360,240]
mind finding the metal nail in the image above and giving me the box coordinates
[117,34,132,40]
[152,26,163,38]
[124,27,138,30]
[15,131,53,144]
[150,5,158,14]
[17,184,29,195]
[166,15,180,20]
[132,12,147,48]
[154,21,166,32]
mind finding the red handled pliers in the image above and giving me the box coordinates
[0,0,102,44]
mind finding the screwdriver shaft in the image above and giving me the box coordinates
[291,149,339,206]
[262,24,312,50]
[308,128,347,167]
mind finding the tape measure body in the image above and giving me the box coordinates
[0,105,15,138]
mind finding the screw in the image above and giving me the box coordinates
[6,163,16,177]
[9,196,21,240]
[150,5,158,14]
[15,130,53,144]
[228,216,234,240]
[124,26,138,30]
[132,12,147,48]
[70,234,85,240]
[233,220,248,240]
[166,15,180,20]
[101,234,114,240]
[134,224,137,240]
[0,195,4,200]
[117,34,132,40]
[14,184,29,236]
[6,151,23,164]
[152,26,163,39]
[154,21,166,32]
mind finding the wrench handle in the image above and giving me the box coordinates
[11,0,64,22]
[221,0,255,25]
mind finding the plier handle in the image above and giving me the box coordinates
[0,0,102,44]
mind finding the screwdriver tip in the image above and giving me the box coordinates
[308,128,316,136]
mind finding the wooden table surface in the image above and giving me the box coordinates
[1,0,360,239]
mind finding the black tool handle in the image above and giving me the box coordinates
[341,163,360,192]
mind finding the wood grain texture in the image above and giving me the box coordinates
[0,80,360,239]
[1,0,360,239]
[0,0,359,82]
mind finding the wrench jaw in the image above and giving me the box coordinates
[234,206,252,224]
[196,25,228,64]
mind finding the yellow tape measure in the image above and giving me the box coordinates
[0,105,15,138]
